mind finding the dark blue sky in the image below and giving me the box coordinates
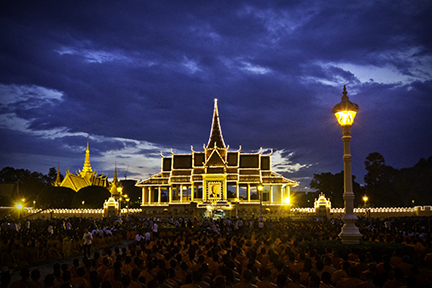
[1,1,431,191]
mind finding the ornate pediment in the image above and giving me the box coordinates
[205,149,226,167]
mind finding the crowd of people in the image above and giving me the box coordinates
[1,215,432,288]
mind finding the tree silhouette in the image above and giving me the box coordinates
[72,186,111,209]
[310,171,364,208]
[364,152,398,207]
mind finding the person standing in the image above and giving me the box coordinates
[82,228,93,258]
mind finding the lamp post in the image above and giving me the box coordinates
[258,184,263,223]
[117,187,123,217]
[332,85,362,244]
[81,201,85,218]
[125,195,130,220]
[363,196,368,208]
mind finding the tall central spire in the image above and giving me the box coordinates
[81,137,93,174]
[206,99,226,149]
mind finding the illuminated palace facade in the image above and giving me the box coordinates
[136,100,297,218]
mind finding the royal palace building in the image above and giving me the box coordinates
[136,99,297,218]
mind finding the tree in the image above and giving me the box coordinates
[72,186,111,209]
[364,152,399,207]
[394,156,432,206]
[310,171,364,208]
[0,167,50,203]
[37,186,75,208]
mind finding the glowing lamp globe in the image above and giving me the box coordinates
[284,197,290,204]
[332,85,359,126]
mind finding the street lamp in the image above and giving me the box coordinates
[16,202,23,218]
[125,195,130,219]
[332,85,362,244]
[258,184,263,223]
[117,187,123,217]
[81,201,85,217]
[363,196,368,208]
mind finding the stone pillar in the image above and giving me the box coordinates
[270,185,273,203]
[236,183,239,199]
[143,187,148,203]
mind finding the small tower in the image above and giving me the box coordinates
[80,137,93,177]
[52,163,62,187]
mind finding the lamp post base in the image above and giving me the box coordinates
[339,215,362,244]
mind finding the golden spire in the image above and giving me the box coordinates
[112,163,118,186]
[206,99,226,149]
[55,163,61,184]
[52,163,62,186]
[81,137,92,174]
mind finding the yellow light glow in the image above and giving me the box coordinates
[335,111,357,126]
[284,197,290,204]
[363,196,368,202]
[258,185,263,191]
[117,187,123,194]
[16,204,23,209]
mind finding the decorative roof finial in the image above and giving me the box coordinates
[81,137,92,175]
[342,85,348,99]
[53,163,62,186]
[206,99,226,149]
[113,162,118,185]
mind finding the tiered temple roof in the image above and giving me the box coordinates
[53,139,109,192]
[136,99,296,205]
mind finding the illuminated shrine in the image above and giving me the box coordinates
[136,99,298,218]
[103,197,119,217]
[53,139,109,192]
[314,193,332,217]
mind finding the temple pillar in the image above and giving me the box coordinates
[149,187,153,203]
[143,187,148,203]
[270,185,273,203]
[236,183,239,200]
[169,186,172,203]
[191,182,194,201]
[287,186,291,204]
[247,184,251,202]
[180,185,183,202]
[158,187,161,204]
